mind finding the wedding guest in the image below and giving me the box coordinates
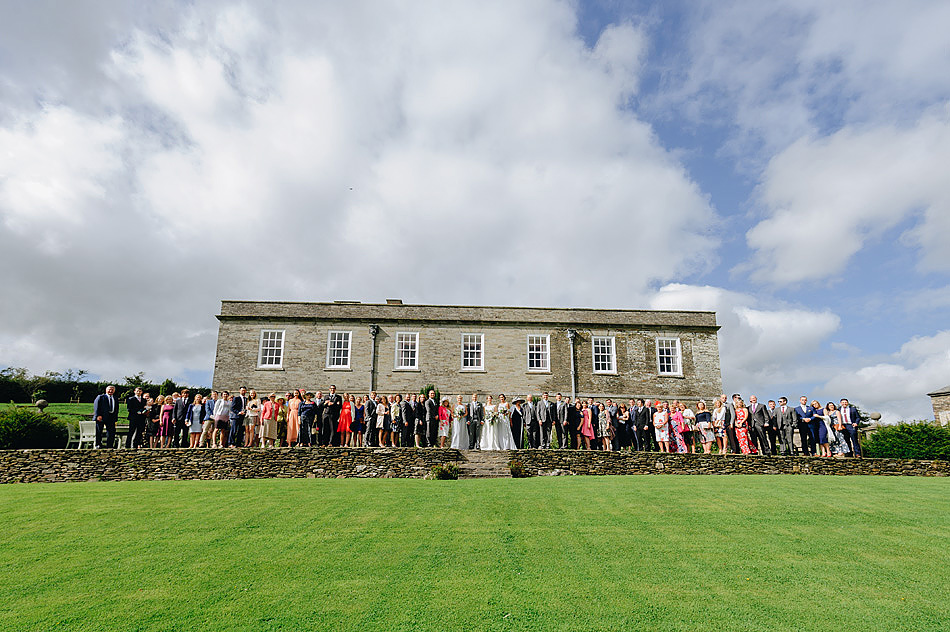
[213,391,231,448]
[509,398,525,450]
[377,396,391,447]
[352,396,365,447]
[124,387,147,449]
[437,398,451,448]
[260,393,278,448]
[159,395,175,448]
[228,387,247,449]
[171,388,192,448]
[199,395,216,448]
[734,397,756,454]
[681,402,696,453]
[283,391,299,447]
[402,393,416,447]
[596,403,611,451]
[823,401,850,457]
[653,401,670,453]
[276,397,288,446]
[413,394,427,447]
[796,396,817,456]
[298,393,317,447]
[322,385,342,446]
[145,395,160,449]
[188,394,205,448]
[567,400,581,449]
[670,403,687,453]
[578,401,594,449]
[712,399,727,454]
[337,393,353,447]
[390,394,402,447]
[245,390,261,447]
[839,398,862,457]
[364,392,378,447]
[615,403,629,451]
[695,401,714,454]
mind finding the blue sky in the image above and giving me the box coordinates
[0,0,948,420]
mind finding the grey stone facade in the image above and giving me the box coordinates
[212,300,724,402]
[928,385,950,425]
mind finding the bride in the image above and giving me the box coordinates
[495,394,518,450]
[450,394,468,450]
[480,395,499,450]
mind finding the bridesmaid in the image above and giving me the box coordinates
[338,393,353,447]
[450,395,467,450]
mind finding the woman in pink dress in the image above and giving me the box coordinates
[578,401,594,449]
[286,391,301,446]
[159,396,175,448]
[337,393,353,447]
[734,398,756,455]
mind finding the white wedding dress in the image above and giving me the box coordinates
[496,403,518,450]
[480,404,498,450]
[450,404,468,449]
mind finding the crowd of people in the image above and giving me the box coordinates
[92,386,862,457]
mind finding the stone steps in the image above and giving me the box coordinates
[458,450,514,478]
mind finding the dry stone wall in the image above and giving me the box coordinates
[0,449,946,483]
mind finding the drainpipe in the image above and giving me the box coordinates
[567,329,577,400]
[368,324,379,392]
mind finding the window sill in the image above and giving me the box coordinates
[527,370,551,374]
[255,366,285,371]
[593,371,618,376]
[658,373,685,379]
[394,368,420,372]
[324,367,352,372]
[459,369,486,373]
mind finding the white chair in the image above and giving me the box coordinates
[78,421,97,449]
[65,419,80,449]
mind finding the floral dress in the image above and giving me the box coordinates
[438,406,451,438]
[734,407,756,454]
[670,411,688,453]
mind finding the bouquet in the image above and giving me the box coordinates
[454,406,465,421]
[485,410,498,426]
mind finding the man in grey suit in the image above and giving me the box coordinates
[748,395,772,455]
[722,394,738,454]
[465,393,484,450]
[523,396,539,449]
[774,397,798,455]
[554,393,569,449]
[537,392,555,449]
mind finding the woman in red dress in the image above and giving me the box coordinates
[337,393,353,447]
[734,397,757,455]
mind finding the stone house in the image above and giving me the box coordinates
[212,300,723,402]
[927,385,950,425]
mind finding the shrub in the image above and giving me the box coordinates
[862,422,950,461]
[0,407,69,449]
[419,384,440,403]
[509,459,529,478]
[430,463,460,480]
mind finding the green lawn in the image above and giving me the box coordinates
[14,402,128,418]
[0,476,947,631]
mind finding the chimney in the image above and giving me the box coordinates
[386,299,403,305]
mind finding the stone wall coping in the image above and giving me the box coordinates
[217,301,720,330]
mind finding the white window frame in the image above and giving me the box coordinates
[257,329,285,369]
[394,331,420,370]
[592,335,616,374]
[526,334,550,372]
[461,333,484,371]
[326,330,352,369]
[656,337,683,376]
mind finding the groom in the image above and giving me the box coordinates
[466,393,484,450]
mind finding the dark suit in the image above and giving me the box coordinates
[425,397,439,447]
[322,394,342,446]
[748,403,772,455]
[639,406,657,451]
[125,395,147,449]
[229,394,246,447]
[566,405,581,449]
[795,405,817,455]
[465,401,484,449]
[93,392,119,448]
[839,405,862,456]
[400,400,415,446]
[172,397,191,448]
[774,405,798,455]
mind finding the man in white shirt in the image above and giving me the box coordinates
[839,398,862,457]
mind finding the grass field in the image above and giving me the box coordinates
[12,402,125,418]
[1,476,947,631]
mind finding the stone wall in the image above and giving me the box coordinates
[0,448,462,484]
[511,451,949,477]
[930,392,950,424]
[1,448,946,484]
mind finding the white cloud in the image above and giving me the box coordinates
[821,330,950,422]
[649,283,840,393]
[744,108,950,284]
[0,1,717,383]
